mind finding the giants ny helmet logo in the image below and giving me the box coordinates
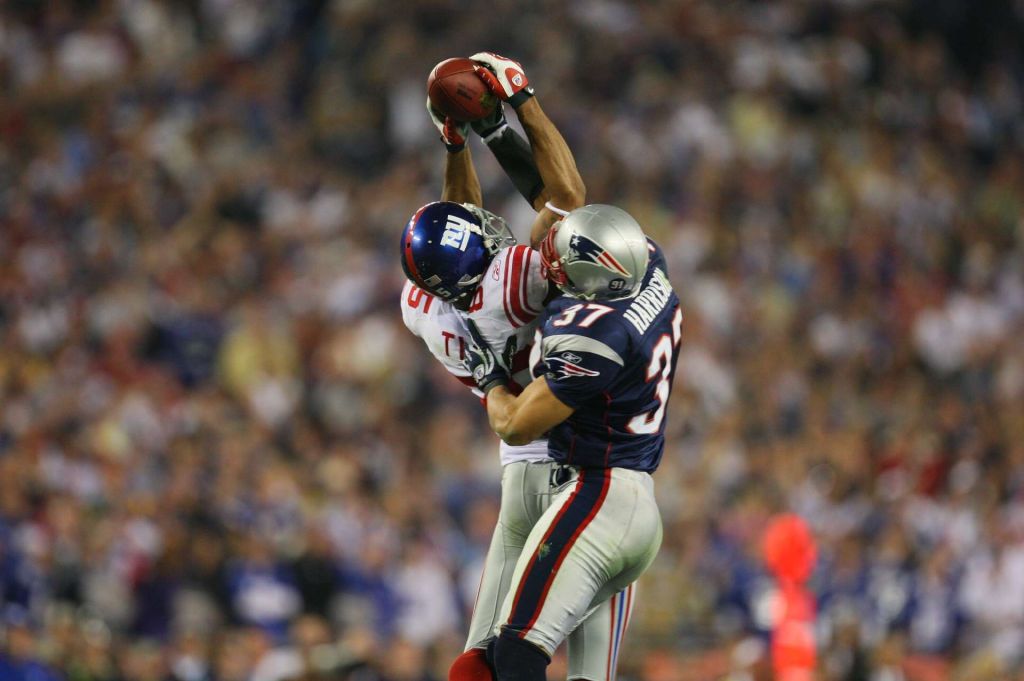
[440,214,480,251]
[567,234,631,276]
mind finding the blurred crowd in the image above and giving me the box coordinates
[1,0,1023,680]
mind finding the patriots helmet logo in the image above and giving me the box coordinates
[567,234,631,276]
[546,356,601,381]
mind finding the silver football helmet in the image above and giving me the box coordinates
[540,204,649,301]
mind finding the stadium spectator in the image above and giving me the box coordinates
[0,0,1022,679]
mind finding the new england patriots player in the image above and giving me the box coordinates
[401,53,636,681]
[466,203,682,681]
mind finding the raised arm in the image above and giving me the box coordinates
[472,52,586,247]
[441,147,483,206]
[515,97,586,247]
[428,101,483,206]
[471,107,548,211]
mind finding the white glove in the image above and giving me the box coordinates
[426,97,470,152]
[470,52,535,108]
[462,320,509,394]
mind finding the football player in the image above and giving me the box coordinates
[400,53,635,681]
[465,202,682,677]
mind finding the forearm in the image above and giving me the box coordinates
[516,98,585,212]
[484,377,574,446]
[441,148,483,205]
[485,386,533,446]
[528,207,562,249]
[483,126,546,208]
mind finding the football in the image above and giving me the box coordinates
[427,57,498,122]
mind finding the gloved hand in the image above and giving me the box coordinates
[463,320,510,394]
[470,52,534,109]
[426,98,470,153]
[470,102,508,145]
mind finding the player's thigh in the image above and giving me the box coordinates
[464,516,521,650]
[595,468,662,601]
[566,582,637,681]
[494,468,660,657]
[502,460,563,536]
[464,461,552,650]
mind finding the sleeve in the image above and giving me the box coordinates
[483,127,545,204]
[540,318,630,408]
[401,282,479,394]
[522,248,549,316]
[502,245,543,328]
[399,281,420,336]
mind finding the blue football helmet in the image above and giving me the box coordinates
[401,201,516,307]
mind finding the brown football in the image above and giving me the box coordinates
[427,57,498,122]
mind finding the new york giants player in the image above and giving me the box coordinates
[401,53,636,681]
[465,204,682,681]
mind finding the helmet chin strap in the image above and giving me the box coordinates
[450,291,475,311]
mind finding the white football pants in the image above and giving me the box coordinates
[491,466,661,677]
[465,461,643,681]
[464,458,638,675]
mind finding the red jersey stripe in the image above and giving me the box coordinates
[505,246,534,326]
[502,248,527,327]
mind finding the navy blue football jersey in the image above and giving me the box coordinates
[530,240,682,472]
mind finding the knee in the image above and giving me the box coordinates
[492,631,550,681]
[449,647,494,681]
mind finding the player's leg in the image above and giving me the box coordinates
[492,630,550,681]
[449,647,493,681]
[490,468,662,681]
[453,461,551,681]
[564,582,637,681]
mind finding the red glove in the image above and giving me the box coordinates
[426,98,469,153]
[470,52,534,109]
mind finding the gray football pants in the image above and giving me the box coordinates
[466,462,654,681]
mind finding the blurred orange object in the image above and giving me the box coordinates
[764,514,817,681]
[763,513,817,584]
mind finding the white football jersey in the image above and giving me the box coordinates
[400,245,550,466]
